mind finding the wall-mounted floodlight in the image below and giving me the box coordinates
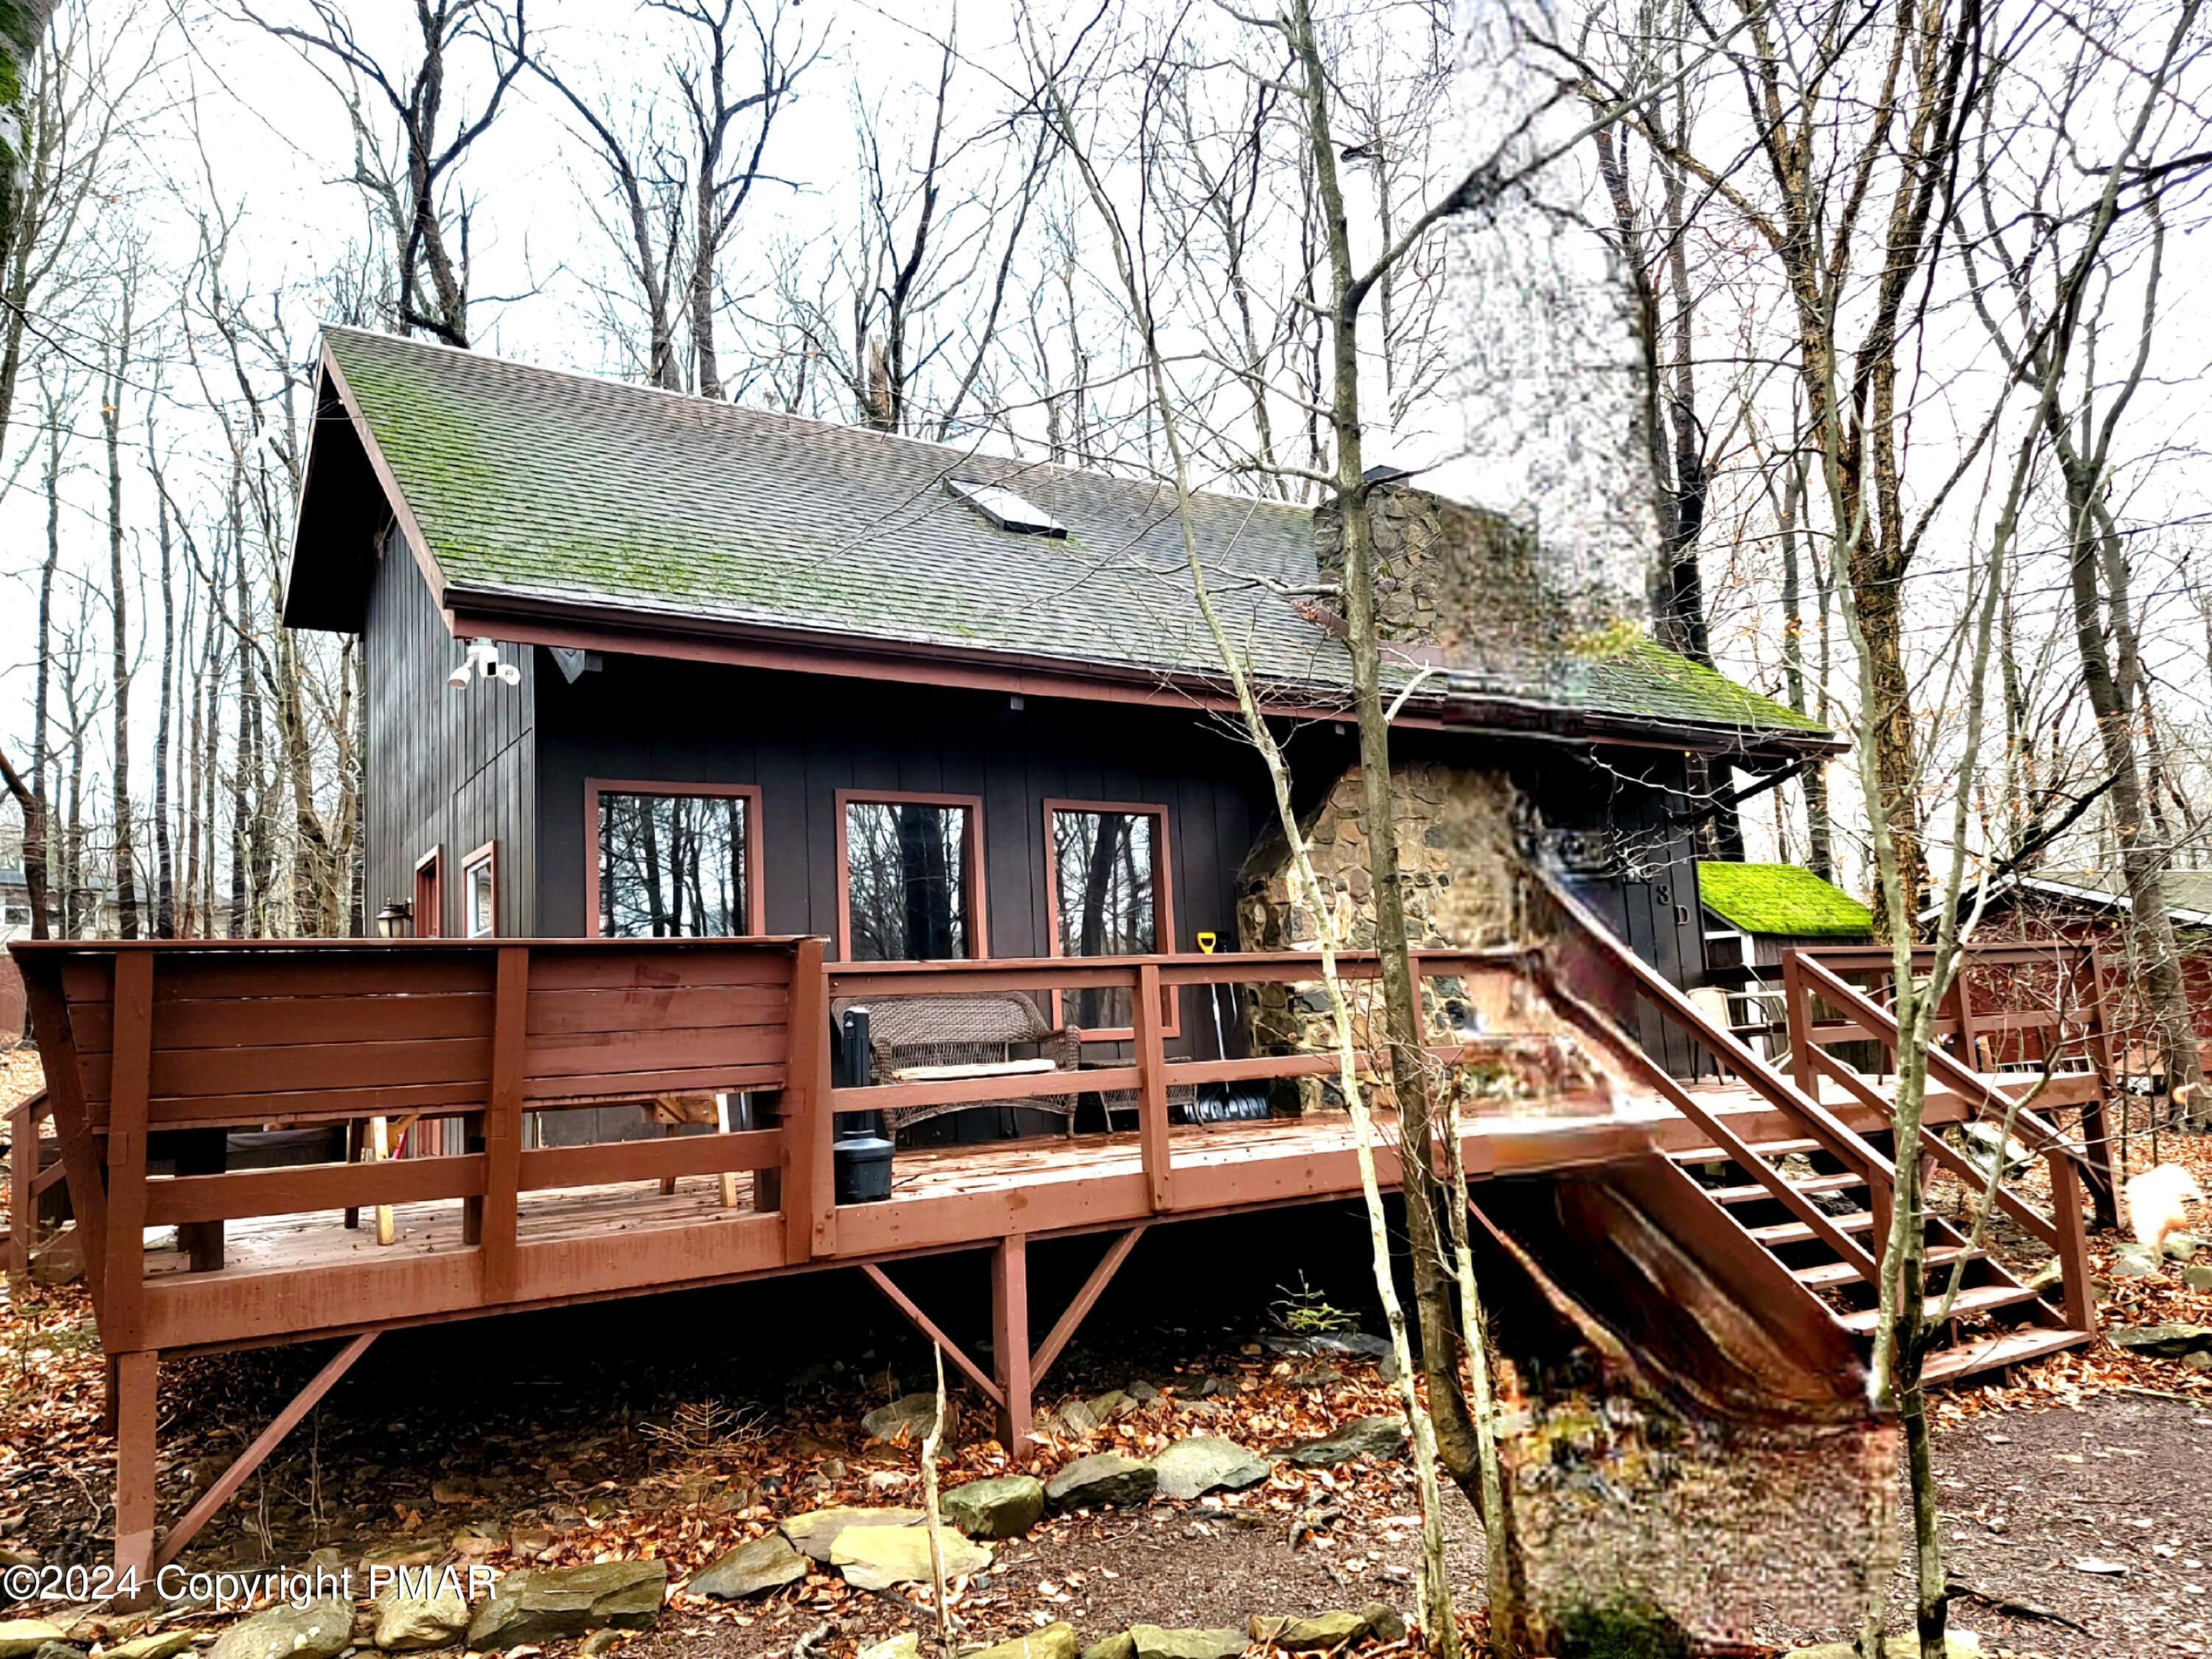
[450,638,521,690]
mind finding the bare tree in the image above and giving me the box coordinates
[529,0,818,394]
[243,0,529,347]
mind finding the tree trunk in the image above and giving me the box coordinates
[153,470,176,936]
[104,324,137,939]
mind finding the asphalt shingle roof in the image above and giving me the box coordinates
[1699,862,1874,938]
[316,326,1830,746]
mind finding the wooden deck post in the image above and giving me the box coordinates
[1133,963,1172,1212]
[2048,1150,2097,1335]
[481,947,528,1304]
[782,938,832,1263]
[992,1233,1034,1454]
[104,953,154,1353]
[5,1094,35,1277]
[111,1348,159,1603]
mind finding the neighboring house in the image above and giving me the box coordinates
[1949,868,2212,1051]
[283,327,1840,1138]
[1697,861,1874,1060]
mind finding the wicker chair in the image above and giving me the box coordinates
[832,991,1083,1138]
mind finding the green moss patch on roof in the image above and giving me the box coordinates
[1581,640,1826,736]
[1698,862,1873,937]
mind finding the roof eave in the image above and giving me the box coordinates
[442,581,1842,757]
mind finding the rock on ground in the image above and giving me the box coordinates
[862,1394,951,1442]
[104,1634,194,1659]
[1358,1602,1407,1644]
[370,1586,470,1652]
[828,1523,991,1591]
[686,1532,807,1599]
[1277,1415,1405,1467]
[208,1602,353,1659]
[1045,1453,1158,1512]
[942,1475,1046,1539]
[780,1506,924,1562]
[2109,1323,2212,1359]
[1128,1624,1246,1659]
[0,1626,63,1659]
[966,1624,1079,1659]
[465,1560,667,1651]
[860,1638,919,1659]
[1148,1437,1271,1501]
[1248,1611,1371,1651]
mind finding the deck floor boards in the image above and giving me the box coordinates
[133,1076,1952,1298]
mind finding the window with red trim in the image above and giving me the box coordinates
[1046,801,1173,1033]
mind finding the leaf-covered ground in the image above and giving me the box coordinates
[5,1054,2212,1658]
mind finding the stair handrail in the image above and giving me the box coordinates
[1789,953,2093,1166]
[1789,952,2096,1333]
[1536,873,1894,1284]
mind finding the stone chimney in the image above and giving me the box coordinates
[1311,481,1573,680]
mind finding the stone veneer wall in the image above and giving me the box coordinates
[1234,760,1605,1115]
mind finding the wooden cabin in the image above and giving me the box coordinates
[285,327,1837,1105]
[4,330,2124,1595]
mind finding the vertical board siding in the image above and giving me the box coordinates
[535,661,1261,973]
[364,531,538,941]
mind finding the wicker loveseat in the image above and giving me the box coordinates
[832,991,1083,1137]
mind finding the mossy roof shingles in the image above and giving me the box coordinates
[324,326,1829,745]
[1698,863,1873,938]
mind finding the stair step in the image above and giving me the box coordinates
[1837,1283,2047,1333]
[1747,1210,1877,1245]
[1919,1323,2094,1384]
[1711,1172,1867,1205]
[1671,1137,1824,1166]
[1794,1244,1980,1289]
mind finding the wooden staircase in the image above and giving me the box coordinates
[1537,874,2098,1390]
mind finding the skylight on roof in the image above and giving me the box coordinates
[947,476,1065,538]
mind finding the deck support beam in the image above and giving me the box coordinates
[1029,1225,1147,1388]
[111,1349,159,1605]
[860,1262,1006,1411]
[992,1234,1032,1453]
[151,1331,380,1574]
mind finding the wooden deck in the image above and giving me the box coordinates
[4,916,2119,1596]
[129,1106,1663,1351]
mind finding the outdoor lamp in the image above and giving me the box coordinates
[375,899,414,939]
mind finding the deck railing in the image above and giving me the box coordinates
[1778,941,2121,1229]
[11,936,818,1354]
[817,945,1620,1249]
[9,934,1655,1356]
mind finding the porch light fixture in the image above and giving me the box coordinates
[375,899,414,939]
[449,637,522,690]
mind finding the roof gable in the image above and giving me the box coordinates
[291,327,1833,751]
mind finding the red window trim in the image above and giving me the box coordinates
[585,778,768,937]
[833,788,990,964]
[461,841,498,939]
[413,845,444,939]
[1042,798,1179,1040]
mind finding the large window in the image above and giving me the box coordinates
[840,793,983,961]
[592,782,759,937]
[1046,801,1173,1033]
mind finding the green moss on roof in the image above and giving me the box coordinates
[1698,863,1873,938]
[318,326,1835,748]
[1579,640,1826,736]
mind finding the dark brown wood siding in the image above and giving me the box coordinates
[362,531,538,939]
[534,656,1264,964]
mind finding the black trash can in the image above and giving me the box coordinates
[834,1133,895,1203]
